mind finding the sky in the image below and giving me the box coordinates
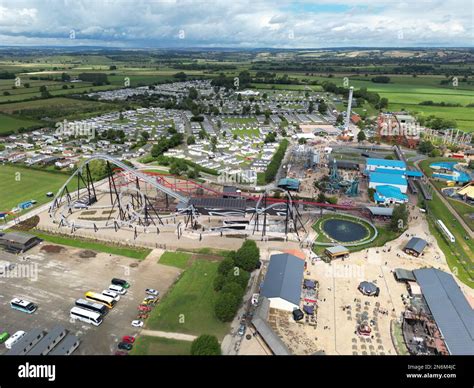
[0,0,472,48]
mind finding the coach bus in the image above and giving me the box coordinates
[10,298,38,314]
[70,307,103,326]
[85,291,116,309]
[75,298,108,316]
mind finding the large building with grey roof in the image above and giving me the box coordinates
[413,268,474,355]
[260,253,304,311]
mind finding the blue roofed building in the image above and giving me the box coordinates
[373,185,409,205]
[261,253,304,311]
[277,178,300,191]
[366,158,406,172]
[413,268,474,355]
[369,172,408,193]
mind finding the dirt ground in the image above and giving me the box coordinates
[255,207,474,355]
[0,245,180,355]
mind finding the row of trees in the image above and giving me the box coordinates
[150,132,183,158]
[264,139,289,183]
[213,240,259,322]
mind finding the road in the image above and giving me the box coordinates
[140,329,197,342]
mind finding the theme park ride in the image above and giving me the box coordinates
[48,155,362,241]
[324,160,359,197]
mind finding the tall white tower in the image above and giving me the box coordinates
[344,86,354,132]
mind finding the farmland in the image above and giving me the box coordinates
[0,113,41,135]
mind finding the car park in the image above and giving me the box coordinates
[122,336,135,344]
[131,320,144,328]
[145,288,159,296]
[118,342,133,351]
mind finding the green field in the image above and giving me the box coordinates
[129,336,192,355]
[293,74,474,131]
[223,117,257,124]
[31,231,151,260]
[159,251,192,269]
[146,260,229,339]
[0,97,116,121]
[446,198,474,231]
[0,113,41,134]
[0,165,66,214]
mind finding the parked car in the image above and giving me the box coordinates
[109,284,127,295]
[145,288,159,296]
[238,324,246,336]
[102,290,120,302]
[118,342,133,351]
[111,278,130,288]
[122,336,135,344]
[115,350,128,356]
[251,293,259,306]
[0,331,10,344]
[131,320,144,328]
[138,305,151,312]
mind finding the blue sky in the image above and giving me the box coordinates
[0,0,472,48]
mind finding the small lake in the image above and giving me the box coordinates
[323,218,369,243]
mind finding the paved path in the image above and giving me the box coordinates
[140,329,197,342]
[414,159,474,239]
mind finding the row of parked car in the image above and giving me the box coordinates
[116,288,160,355]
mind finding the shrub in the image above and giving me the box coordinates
[214,292,240,322]
[190,335,221,355]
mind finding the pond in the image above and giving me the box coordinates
[322,218,369,243]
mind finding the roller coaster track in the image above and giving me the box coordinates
[50,154,188,212]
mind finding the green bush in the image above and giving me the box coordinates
[214,292,240,322]
[190,335,221,355]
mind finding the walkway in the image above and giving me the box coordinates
[140,329,197,342]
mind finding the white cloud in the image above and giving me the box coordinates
[0,0,471,47]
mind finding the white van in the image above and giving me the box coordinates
[5,330,26,349]
[102,290,120,302]
[108,284,126,295]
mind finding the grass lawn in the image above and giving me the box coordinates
[0,165,67,214]
[31,231,151,260]
[231,128,260,138]
[447,198,474,231]
[146,260,229,339]
[0,113,41,134]
[159,251,192,269]
[223,117,257,124]
[129,336,192,355]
